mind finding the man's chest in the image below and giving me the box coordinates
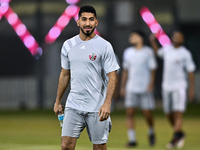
[68,44,101,63]
[165,51,186,66]
[128,52,149,65]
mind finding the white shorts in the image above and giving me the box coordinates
[162,88,187,114]
[124,92,155,110]
[62,107,112,144]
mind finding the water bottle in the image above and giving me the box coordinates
[58,113,64,128]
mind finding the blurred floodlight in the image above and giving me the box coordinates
[150,23,161,33]
[140,7,171,47]
[24,35,35,48]
[1,0,42,57]
[65,5,79,16]
[0,2,9,16]
[159,34,171,46]
[49,27,61,39]
[57,16,70,27]
[142,12,155,24]
[7,12,18,25]
[66,0,79,5]
[16,24,26,36]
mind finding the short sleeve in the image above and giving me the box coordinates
[122,50,129,70]
[148,49,157,70]
[185,51,196,72]
[103,43,120,74]
[61,43,70,70]
[115,54,121,74]
[157,47,165,58]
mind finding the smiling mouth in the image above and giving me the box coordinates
[84,27,92,31]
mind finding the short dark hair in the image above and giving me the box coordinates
[130,29,145,40]
[172,30,184,36]
[78,5,97,18]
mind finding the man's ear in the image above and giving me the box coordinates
[96,19,99,27]
[77,19,80,26]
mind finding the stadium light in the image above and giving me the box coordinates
[45,0,100,44]
[0,0,42,57]
[140,7,171,47]
[0,0,100,56]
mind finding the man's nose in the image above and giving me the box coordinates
[85,19,90,25]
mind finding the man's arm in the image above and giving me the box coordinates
[120,69,128,98]
[54,68,70,115]
[113,73,120,100]
[188,72,195,102]
[149,34,159,54]
[148,69,156,92]
[98,71,118,122]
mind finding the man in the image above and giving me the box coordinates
[53,5,119,150]
[120,30,157,147]
[150,31,196,149]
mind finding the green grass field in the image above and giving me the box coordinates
[0,103,200,150]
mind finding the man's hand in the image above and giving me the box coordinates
[98,103,111,122]
[188,88,194,102]
[54,102,64,115]
[147,84,153,93]
[149,33,156,42]
[120,70,128,98]
[188,72,195,102]
[120,87,126,98]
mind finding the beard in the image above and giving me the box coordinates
[80,26,95,36]
[173,42,182,47]
[131,43,138,47]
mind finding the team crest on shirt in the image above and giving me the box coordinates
[89,53,97,61]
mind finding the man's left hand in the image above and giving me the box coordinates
[188,88,195,102]
[98,103,111,122]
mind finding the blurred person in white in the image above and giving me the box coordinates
[150,30,196,149]
[120,30,157,147]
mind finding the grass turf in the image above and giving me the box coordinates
[0,103,200,150]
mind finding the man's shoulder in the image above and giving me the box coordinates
[61,35,79,56]
[94,35,112,47]
[180,46,193,58]
[159,44,172,51]
[124,46,133,53]
[143,46,154,53]
[123,47,133,59]
[63,35,79,46]
[180,46,190,53]
[90,35,114,54]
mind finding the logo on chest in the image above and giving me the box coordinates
[89,53,97,61]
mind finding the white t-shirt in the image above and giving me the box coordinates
[157,44,196,91]
[61,34,120,112]
[122,46,157,93]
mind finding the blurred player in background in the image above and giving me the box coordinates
[111,54,121,112]
[54,5,119,150]
[120,30,157,147]
[150,30,196,149]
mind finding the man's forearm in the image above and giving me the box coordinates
[149,70,156,87]
[149,34,159,54]
[56,69,70,103]
[188,72,195,90]
[121,70,128,88]
[104,71,118,105]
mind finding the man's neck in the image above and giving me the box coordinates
[134,43,143,50]
[79,31,96,41]
[173,43,182,49]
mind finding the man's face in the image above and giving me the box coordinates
[171,31,184,46]
[77,12,98,36]
[129,33,143,46]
